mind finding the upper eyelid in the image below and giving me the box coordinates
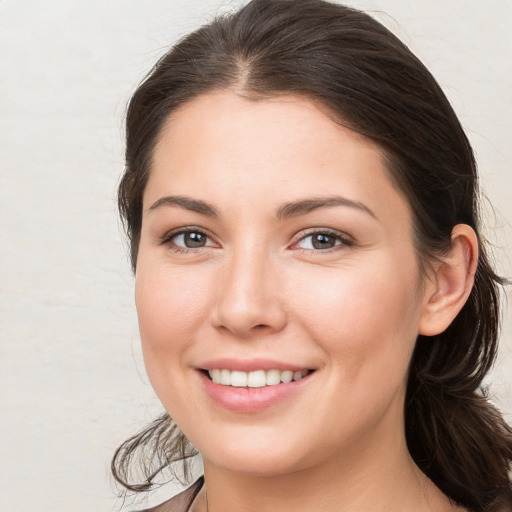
[161,226,213,241]
[289,229,355,253]
[159,226,353,248]
[159,227,220,251]
[292,227,353,243]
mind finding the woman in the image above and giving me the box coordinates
[112,1,512,511]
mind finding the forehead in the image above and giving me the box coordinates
[146,91,410,224]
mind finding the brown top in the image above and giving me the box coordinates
[138,477,204,512]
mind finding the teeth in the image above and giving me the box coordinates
[247,370,266,388]
[207,369,309,387]
[230,371,247,387]
[220,369,231,385]
[280,370,293,383]
[266,369,281,386]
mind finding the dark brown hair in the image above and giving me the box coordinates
[114,1,512,510]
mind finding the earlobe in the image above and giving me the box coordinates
[419,224,478,336]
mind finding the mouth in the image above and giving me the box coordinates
[203,368,314,388]
[198,363,317,412]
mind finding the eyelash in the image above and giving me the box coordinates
[160,227,354,254]
[160,227,217,254]
[291,229,354,253]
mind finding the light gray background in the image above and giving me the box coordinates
[0,1,511,511]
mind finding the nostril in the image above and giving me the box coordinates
[214,294,287,336]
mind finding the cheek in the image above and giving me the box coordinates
[134,263,220,428]
[290,255,423,382]
[134,263,212,378]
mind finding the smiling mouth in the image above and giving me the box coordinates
[204,369,314,388]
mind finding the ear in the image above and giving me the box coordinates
[419,224,478,336]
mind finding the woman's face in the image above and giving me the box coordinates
[136,91,434,476]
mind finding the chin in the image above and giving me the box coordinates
[197,432,310,477]
[206,451,303,477]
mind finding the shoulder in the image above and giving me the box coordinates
[135,477,204,512]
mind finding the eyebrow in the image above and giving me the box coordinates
[275,196,377,221]
[148,195,219,217]
[147,194,376,221]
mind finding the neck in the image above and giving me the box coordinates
[193,418,461,512]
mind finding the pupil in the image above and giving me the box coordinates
[185,232,206,248]
[313,233,335,249]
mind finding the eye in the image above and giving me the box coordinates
[164,228,216,250]
[294,230,352,251]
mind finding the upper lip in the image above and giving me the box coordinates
[198,358,313,373]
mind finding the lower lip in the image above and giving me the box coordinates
[198,371,313,413]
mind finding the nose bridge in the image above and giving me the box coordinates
[214,239,286,337]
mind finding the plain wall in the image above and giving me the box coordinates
[0,1,510,511]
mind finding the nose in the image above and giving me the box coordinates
[213,248,287,338]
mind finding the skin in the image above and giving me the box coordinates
[135,91,476,512]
